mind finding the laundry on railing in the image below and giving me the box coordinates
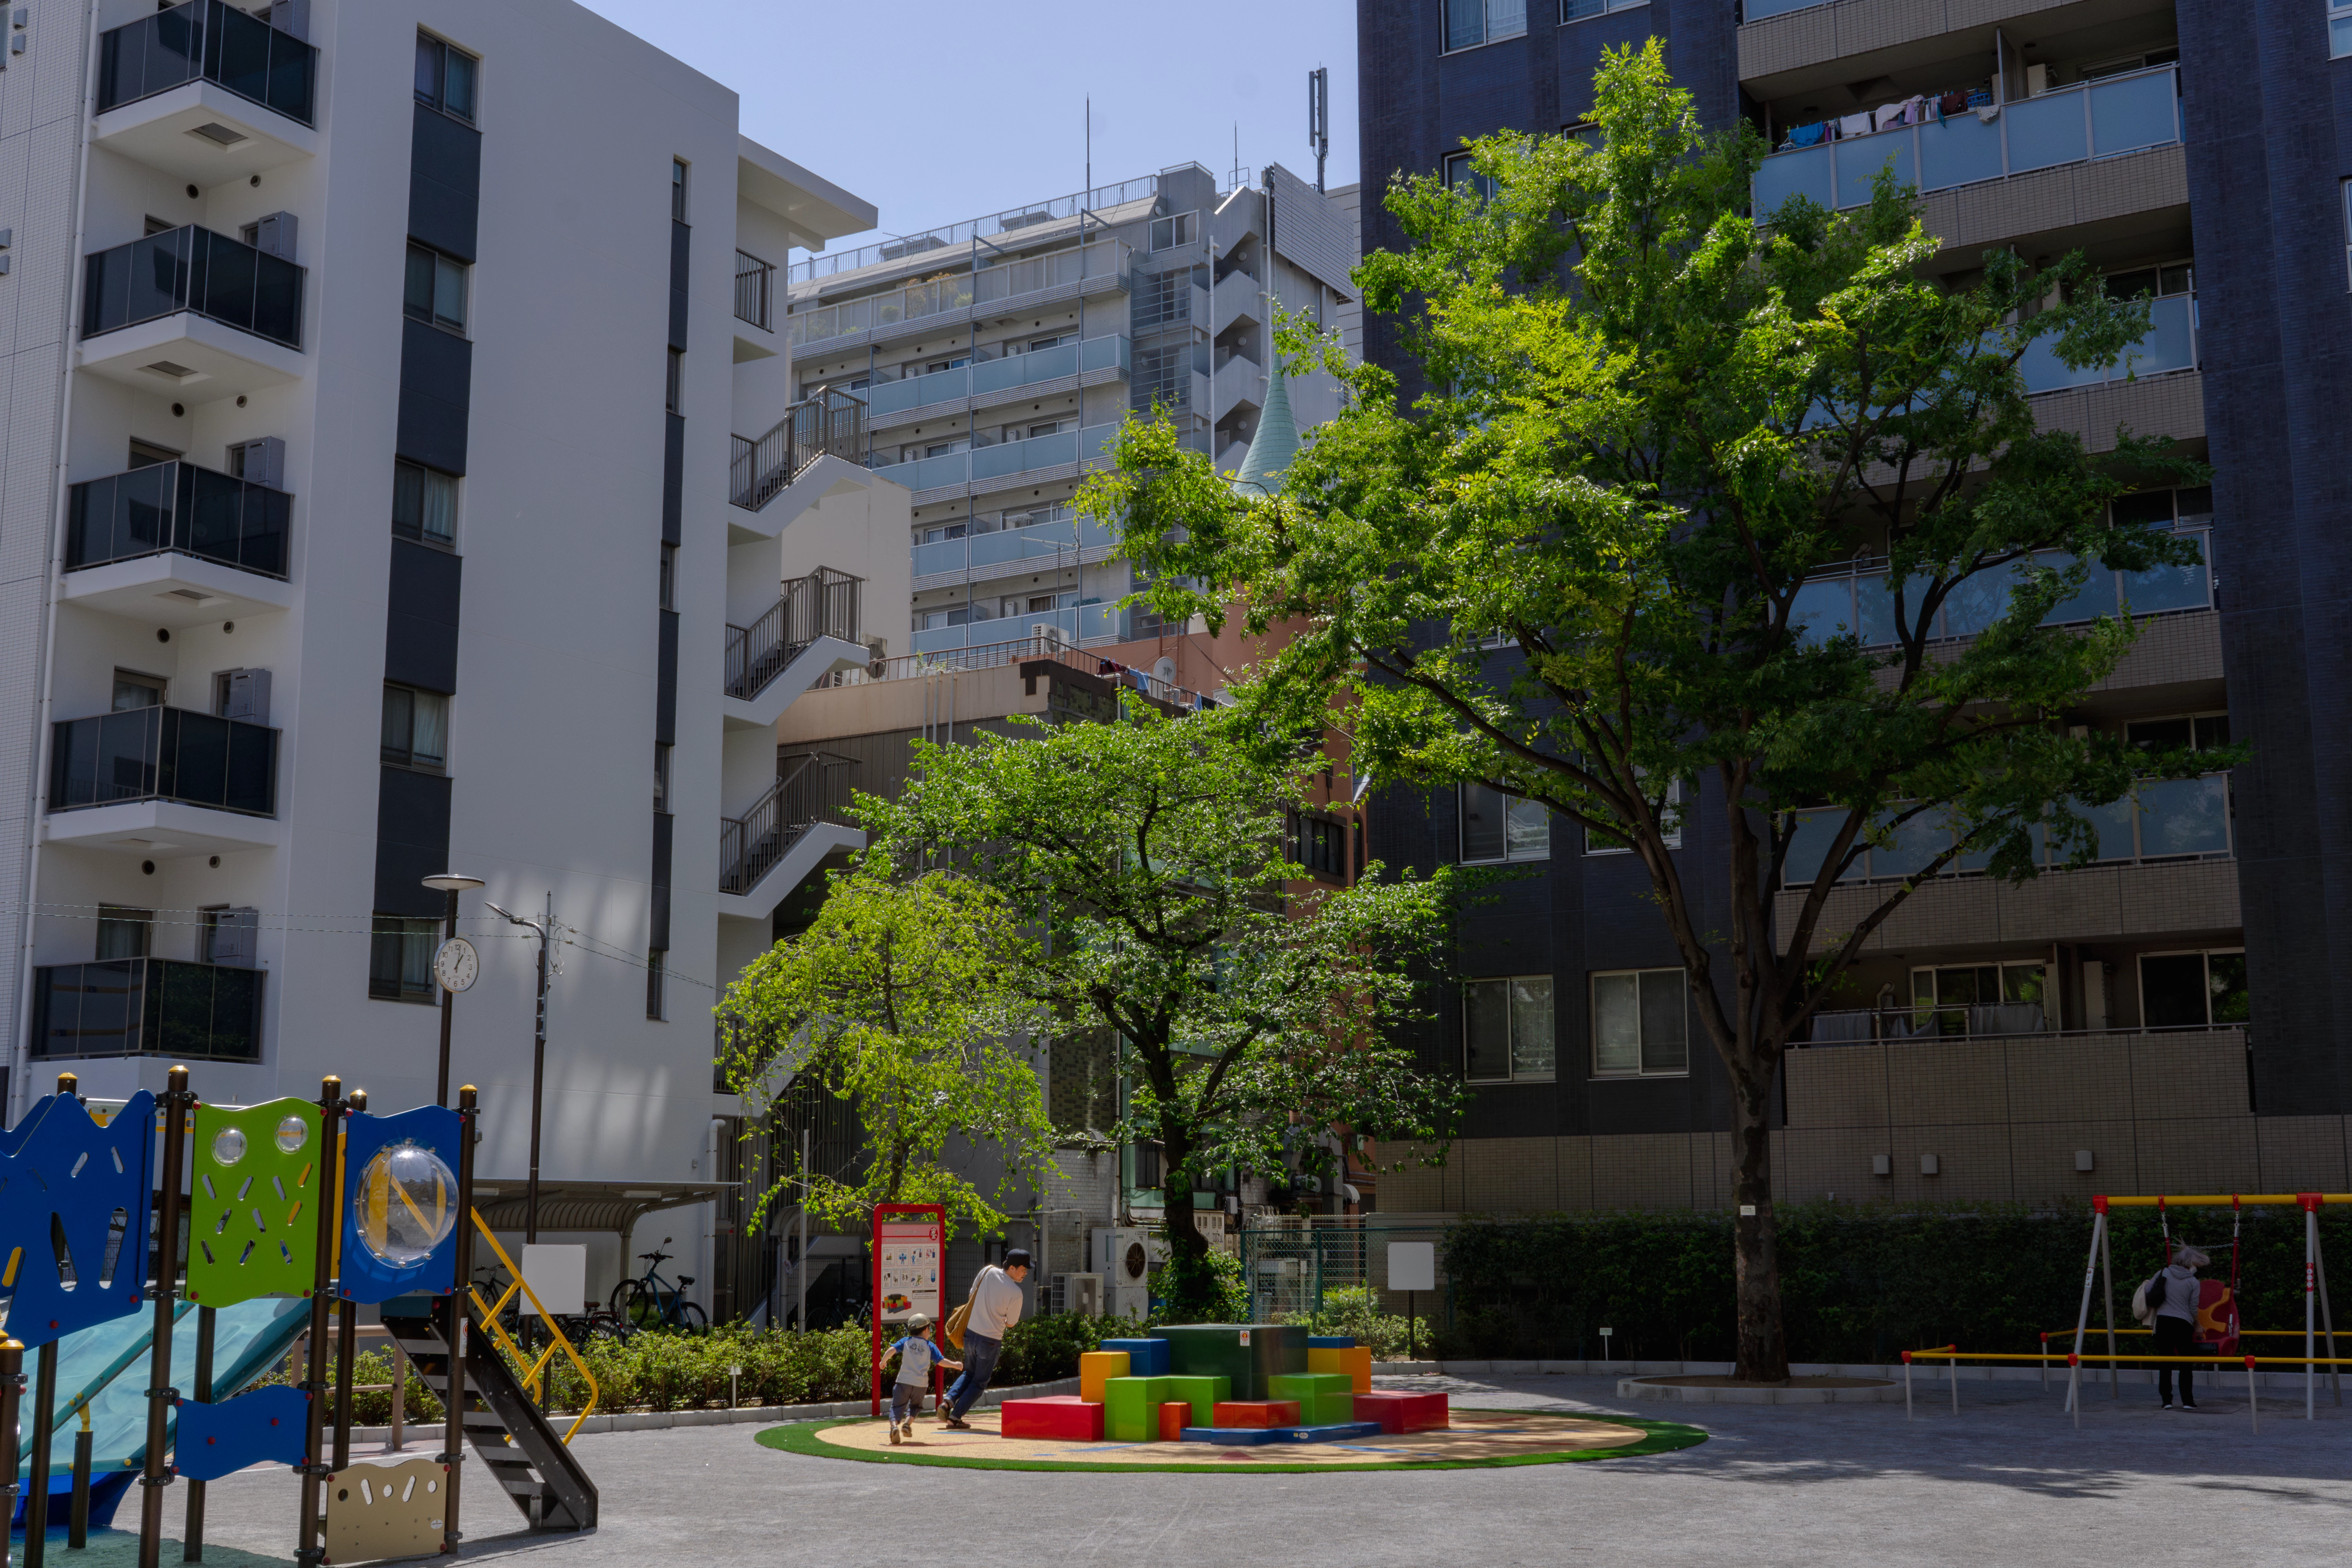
[1775,82,1993,152]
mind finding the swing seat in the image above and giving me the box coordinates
[2192,1280,2239,1357]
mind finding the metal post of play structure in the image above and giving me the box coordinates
[136,1065,192,1568]
[2099,1215,2119,1397]
[296,1077,346,1568]
[2066,1203,2106,1414]
[27,1330,58,1566]
[182,1304,215,1560]
[2306,1195,2319,1422]
[70,1410,92,1549]
[2,1338,24,1568]
[443,1085,480,1560]
[334,1091,366,1471]
[2318,1207,2343,1406]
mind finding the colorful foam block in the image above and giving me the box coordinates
[1158,1374,1230,1427]
[1211,1399,1302,1428]
[1308,1345,1373,1393]
[1151,1324,1307,1402]
[1298,1392,1355,1426]
[1307,1336,1357,1349]
[1157,1402,1188,1441]
[1352,1390,1450,1434]
[999,1396,1103,1441]
[1268,1371,1352,1400]
[1100,1338,1171,1377]
[1078,1350,1131,1404]
[1102,1375,1176,1442]
[1181,1421,1385,1445]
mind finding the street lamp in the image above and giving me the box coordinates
[486,895,553,1245]
[421,873,485,1108]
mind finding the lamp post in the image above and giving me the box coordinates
[422,873,485,1107]
[486,895,553,1244]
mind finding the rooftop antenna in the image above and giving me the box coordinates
[1308,66,1330,192]
[1232,121,1243,191]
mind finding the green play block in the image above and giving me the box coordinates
[1159,1374,1229,1427]
[1152,1324,1308,1402]
[1269,1371,1352,1400]
[1298,1391,1356,1425]
[1103,1374,1230,1440]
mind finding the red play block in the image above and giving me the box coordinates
[1211,1400,1303,1428]
[1000,1396,1103,1441]
[1157,1401,1188,1441]
[1352,1390,1449,1434]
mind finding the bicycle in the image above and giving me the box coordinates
[609,1240,708,1332]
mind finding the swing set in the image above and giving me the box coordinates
[1901,1192,2350,1429]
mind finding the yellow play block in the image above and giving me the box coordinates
[1308,1345,1372,1393]
[1079,1349,1131,1404]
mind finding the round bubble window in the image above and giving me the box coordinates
[209,1125,248,1167]
[354,1140,459,1268]
[274,1114,310,1154]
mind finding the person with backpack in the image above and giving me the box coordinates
[2138,1245,2209,1410]
[884,1313,960,1445]
[937,1249,1029,1430]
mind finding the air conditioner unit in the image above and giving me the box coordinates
[1052,1272,1102,1317]
[1029,620,1071,649]
[1091,1227,1158,1320]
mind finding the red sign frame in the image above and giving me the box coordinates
[870,1202,947,1416]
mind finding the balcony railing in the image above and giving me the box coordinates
[874,421,1124,495]
[913,510,1115,579]
[1793,525,2211,648]
[787,175,1160,283]
[719,752,858,896]
[83,225,304,348]
[1784,773,2234,887]
[67,459,290,579]
[1742,0,1833,20]
[785,240,1132,348]
[49,706,278,817]
[31,957,262,1061]
[97,0,317,126]
[912,602,1126,655]
[822,629,1216,710]
[2018,292,2197,392]
[724,566,862,701]
[1755,66,2181,219]
[866,334,1131,420]
[1806,1003,2055,1044]
[730,388,865,511]
[735,250,775,332]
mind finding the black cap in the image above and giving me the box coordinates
[1004,1248,1033,1269]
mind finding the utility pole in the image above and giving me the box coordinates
[1308,67,1330,192]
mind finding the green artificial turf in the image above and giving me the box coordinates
[753,1409,1708,1474]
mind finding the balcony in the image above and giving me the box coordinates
[44,706,280,858]
[79,226,305,397]
[873,421,1125,505]
[734,249,776,361]
[785,239,1132,355]
[864,334,1131,427]
[912,510,1116,589]
[717,753,864,918]
[93,0,318,185]
[788,175,1158,283]
[912,602,1127,655]
[31,958,262,1062]
[1755,66,2181,219]
[62,460,294,627]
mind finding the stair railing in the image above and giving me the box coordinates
[723,566,862,701]
[467,1209,600,1444]
[717,751,858,896]
[729,387,866,511]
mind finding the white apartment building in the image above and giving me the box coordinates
[0,0,895,1311]
[780,162,1360,660]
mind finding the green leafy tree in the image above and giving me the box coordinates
[857,706,1465,1320]
[717,871,1056,1240]
[1092,42,2213,1377]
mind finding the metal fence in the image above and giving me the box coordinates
[1236,1217,1457,1327]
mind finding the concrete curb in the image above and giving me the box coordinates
[1617,1377,1903,1406]
[338,1375,1083,1443]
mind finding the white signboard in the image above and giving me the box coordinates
[876,1219,944,1325]
[519,1243,587,1318]
[1388,1241,1435,1293]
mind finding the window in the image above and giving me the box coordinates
[415,33,478,123]
[1560,0,1646,18]
[127,439,179,468]
[1444,0,1525,50]
[1465,975,1555,1081]
[1562,119,1602,149]
[112,670,165,711]
[1149,212,1195,251]
[2099,261,2194,302]
[666,348,684,415]
[380,684,448,772]
[369,916,438,1003]
[1586,777,1684,854]
[2126,713,2230,757]
[1292,813,1347,878]
[1459,782,1549,862]
[1911,962,2048,1012]
[653,744,672,812]
[404,244,467,334]
[671,159,688,223]
[392,459,458,546]
[659,543,678,610]
[2334,1,2352,57]
[1592,969,1690,1076]
[2344,180,2352,290]
[2139,950,2248,1029]
[95,906,153,962]
[1442,151,1499,202]
[646,950,668,1020]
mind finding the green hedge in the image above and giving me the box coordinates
[1433,1204,2352,1364]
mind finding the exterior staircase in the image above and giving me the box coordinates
[379,1304,598,1533]
[730,388,866,511]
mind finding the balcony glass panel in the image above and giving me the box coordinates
[1781,808,1852,886]
[868,364,970,417]
[49,707,278,816]
[1832,135,1913,203]
[2119,530,2209,614]
[96,0,317,126]
[787,240,1130,346]
[1753,145,1834,220]
[1871,809,1950,880]
[67,460,290,577]
[31,957,262,1061]
[2018,294,2195,394]
[2003,91,2090,174]
[2089,68,2179,156]
[82,226,304,348]
[1794,530,2206,651]
[2135,774,2230,858]
[2069,795,2140,862]
[974,429,1080,481]
[973,342,1079,394]
[1742,0,1828,17]
[1916,112,2006,191]
[2036,551,2121,624]
[1790,575,1856,648]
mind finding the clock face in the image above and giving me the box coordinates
[433,936,479,994]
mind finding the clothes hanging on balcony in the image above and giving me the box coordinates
[1940,90,1972,116]
[1969,1003,2051,1036]
[1838,111,1875,138]
[1783,121,1826,149]
[1807,1011,1876,1044]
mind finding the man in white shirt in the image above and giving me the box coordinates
[939,1249,1029,1429]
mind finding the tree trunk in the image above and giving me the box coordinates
[1730,1053,1790,1383]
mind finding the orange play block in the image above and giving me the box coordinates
[1000,1396,1103,1441]
[1210,1399,1303,1428]
[1352,1390,1448,1434]
[1157,1401,1187,1441]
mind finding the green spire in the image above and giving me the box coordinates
[1231,367,1300,497]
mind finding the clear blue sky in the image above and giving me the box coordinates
[575,0,1359,262]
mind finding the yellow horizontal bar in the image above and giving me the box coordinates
[2099,1194,2352,1207]
[2039,1328,2323,1339]
[1912,1350,2352,1366]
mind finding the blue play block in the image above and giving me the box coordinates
[1099,1337,1170,1377]
[1307,1336,1357,1349]
[1182,1420,1385,1446]
[175,1386,309,1481]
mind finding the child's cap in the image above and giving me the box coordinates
[906,1312,932,1331]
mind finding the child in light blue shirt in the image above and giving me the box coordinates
[887,1314,961,1443]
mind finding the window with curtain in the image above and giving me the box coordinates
[1465,975,1555,1081]
[381,684,449,772]
[415,33,478,123]
[1445,0,1526,51]
[405,244,468,334]
[369,915,438,1003]
[96,906,153,961]
[1460,781,1549,862]
[1593,968,1691,1076]
[1586,776,1684,854]
[392,459,458,546]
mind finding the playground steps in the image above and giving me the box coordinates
[381,1308,598,1534]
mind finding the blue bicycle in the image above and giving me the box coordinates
[608,1240,708,1332]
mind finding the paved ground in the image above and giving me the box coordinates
[49,1373,2352,1567]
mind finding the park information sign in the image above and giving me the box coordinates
[870,1203,946,1413]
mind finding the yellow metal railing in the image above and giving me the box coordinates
[466,1210,598,1445]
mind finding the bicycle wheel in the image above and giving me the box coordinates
[609,1278,650,1328]
[672,1299,708,1332]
